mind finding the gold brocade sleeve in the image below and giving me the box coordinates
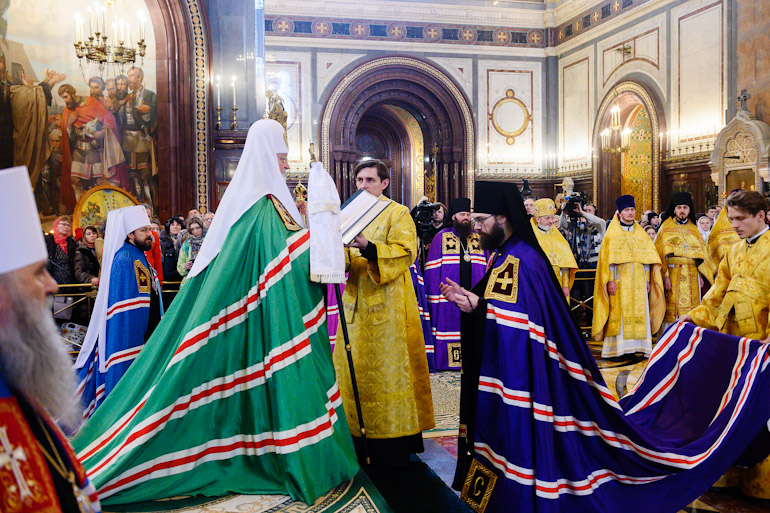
[366,203,418,285]
[648,263,666,334]
[592,240,614,341]
[689,250,732,331]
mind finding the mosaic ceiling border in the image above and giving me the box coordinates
[265,0,653,50]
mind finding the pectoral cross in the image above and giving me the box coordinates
[0,427,32,500]
[738,89,751,111]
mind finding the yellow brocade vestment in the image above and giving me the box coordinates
[689,231,770,340]
[708,207,741,271]
[334,199,435,440]
[530,218,578,290]
[592,217,665,347]
[655,218,714,323]
[689,230,770,498]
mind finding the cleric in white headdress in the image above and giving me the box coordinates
[75,204,162,419]
[71,119,358,507]
[0,166,102,512]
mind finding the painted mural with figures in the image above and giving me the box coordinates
[0,0,156,230]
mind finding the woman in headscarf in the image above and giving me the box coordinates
[176,215,205,279]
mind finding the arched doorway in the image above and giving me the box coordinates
[320,56,475,206]
[592,80,665,219]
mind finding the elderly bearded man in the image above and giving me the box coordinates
[424,197,487,370]
[655,192,714,331]
[531,198,578,298]
[337,159,434,465]
[0,166,101,513]
[592,194,665,357]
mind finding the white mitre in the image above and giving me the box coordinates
[0,166,48,275]
[75,205,151,372]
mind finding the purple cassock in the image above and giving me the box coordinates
[424,227,487,370]
[410,258,435,369]
[459,233,770,512]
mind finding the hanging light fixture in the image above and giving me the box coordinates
[601,89,631,154]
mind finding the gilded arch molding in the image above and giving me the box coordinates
[592,80,663,213]
[320,56,476,200]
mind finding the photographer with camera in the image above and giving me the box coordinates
[412,197,448,258]
[560,196,606,312]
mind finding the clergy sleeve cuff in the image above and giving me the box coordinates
[360,242,378,261]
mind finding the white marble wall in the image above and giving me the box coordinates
[559,47,594,161]
[556,0,727,167]
[478,60,543,174]
[266,51,312,172]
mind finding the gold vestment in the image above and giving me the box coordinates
[592,216,665,344]
[655,218,714,323]
[334,199,435,440]
[530,218,578,290]
[690,231,770,498]
[708,207,741,271]
[689,231,770,340]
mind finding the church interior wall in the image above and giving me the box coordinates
[736,0,770,126]
[554,0,730,212]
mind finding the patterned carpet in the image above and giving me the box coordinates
[425,371,461,437]
[104,471,393,513]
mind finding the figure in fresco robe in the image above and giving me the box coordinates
[336,159,434,464]
[655,192,714,331]
[58,84,124,208]
[592,194,665,357]
[10,64,65,191]
[117,67,157,205]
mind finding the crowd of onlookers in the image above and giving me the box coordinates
[45,205,214,324]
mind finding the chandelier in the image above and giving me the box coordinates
[600,92,631,154]
[73,4,146,76]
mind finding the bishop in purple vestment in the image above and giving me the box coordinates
[424,198,487,370]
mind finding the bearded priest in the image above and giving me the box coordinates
[592,194,665,357]
[655,192,714,331]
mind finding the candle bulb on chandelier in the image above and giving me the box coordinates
[216,75,221,108]
[87,7,92,37]
[102,7,106,36]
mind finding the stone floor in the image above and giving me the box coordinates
[420,342,770,512]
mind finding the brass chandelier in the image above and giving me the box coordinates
[73,3,146,76]
[600,91,631,154]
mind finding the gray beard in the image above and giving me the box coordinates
[0,283,80,430]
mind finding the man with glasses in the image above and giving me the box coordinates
[439,181,573,495]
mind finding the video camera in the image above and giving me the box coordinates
[564,191,587,220]
[414,200,442,247]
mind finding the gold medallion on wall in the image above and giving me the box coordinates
[489,89,532,146]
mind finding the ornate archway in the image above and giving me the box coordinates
[320,56,475,205]
[147,0,209,218]
[592,80,664,219]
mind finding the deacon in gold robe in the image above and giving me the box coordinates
[530,198,578,298]
[708,202,741,271]
[655,192,714,330]
[681,190,770,498]
[592,195,665,357]
[336,159,434,464]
